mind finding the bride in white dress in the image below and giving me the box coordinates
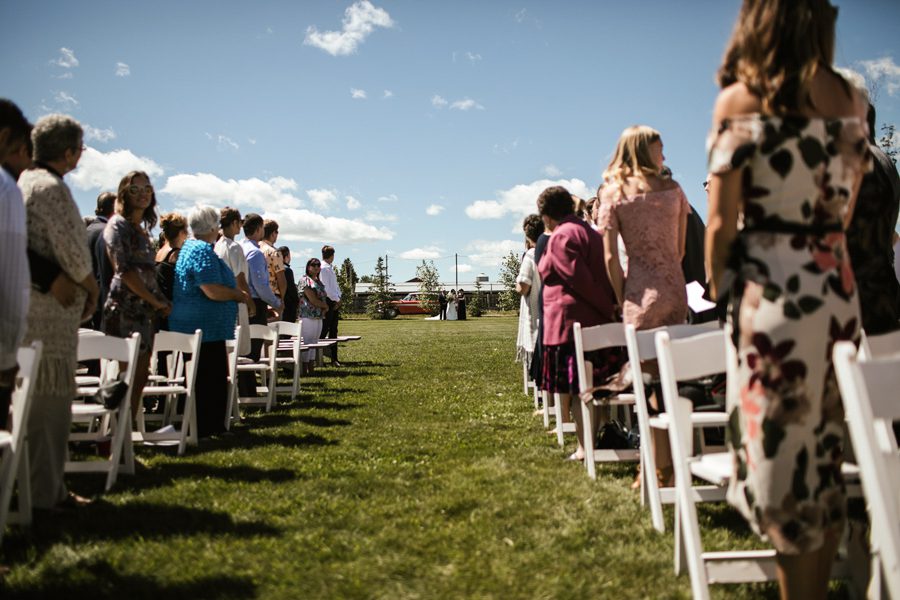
[446,289,458,321]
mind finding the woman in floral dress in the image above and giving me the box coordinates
[705,1,870,596]
[299,258,329,375]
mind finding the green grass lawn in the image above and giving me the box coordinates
[0,316,833,599]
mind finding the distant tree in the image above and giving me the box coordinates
[879,123,898,166]
[337,257,358,316]
[366,256,395,319]
[359,274,374,284]
[468,279,485,317]
[415,260,440,315]
[498,251,522,313]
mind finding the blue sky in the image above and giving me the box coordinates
[2,0,899,285]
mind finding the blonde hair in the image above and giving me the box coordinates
[717,0,845,114]
[602,125,662,190]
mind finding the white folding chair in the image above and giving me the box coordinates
[859,328,900,360]
[236,324,278,412]
[624,321,725,533]
[656,329,778,598]
[225,324,246,431]
[573,322,638,478]
[834,342,900,600]
[137,329,203,455]
[67,332,140,491]
[0,342,42,543]
[273,321,302,399]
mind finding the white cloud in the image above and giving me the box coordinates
[55,72,73,80]
[51,47,79,68]
[383,89,393,99]
[307,188,338,209]
[346,195,362,210]
[115,62,130,77]
[464,178,593,221]
[162,172,393,243]
[431,95,448,108]
[54,91,79,107]
[493,138,520,154]
[206,133,239,152]
[542,164,562,177]
[425,204,444,216]
[450,98,484,111]
[455,263,473,273]
[248,138,257,145]
[83,125,117,143]
[304,0,394,57]
[859,56,900,97]
[514,8,528,23]
[465,52,482,63]
[351,88,367,99]
[365,209,397,222]
[70,147,165,192]
[465,240,523,267]
[398,246,442,260]
[377,193,399,202]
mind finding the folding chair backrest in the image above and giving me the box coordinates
[573,322,625,394]
[249,324,278,341]
[273,321,301,337]
[10,342,42,447]
[78,333,141,367]
[860,329,900,360]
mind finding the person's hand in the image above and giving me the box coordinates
[321,304,329,313]
[49,273,79,308]
[247,300,256,317]
[80,291,98,323]
[155,300,172,318]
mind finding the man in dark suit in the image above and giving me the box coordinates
[86,192,115,329]
[278,246,300,324]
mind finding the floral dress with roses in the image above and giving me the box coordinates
[707,114,870,555]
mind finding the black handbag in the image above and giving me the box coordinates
[92,378,129,410]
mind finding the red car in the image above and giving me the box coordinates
[386,293,432,318]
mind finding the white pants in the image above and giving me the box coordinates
[301,318,322,362]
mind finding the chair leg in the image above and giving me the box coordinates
[583,401,597,479]
[542,390,551,429]
[554,393,565,447]
[17,442,31,525]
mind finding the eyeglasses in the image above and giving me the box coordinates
[127,185,154,195]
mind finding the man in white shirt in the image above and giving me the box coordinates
[320,245,342,366]
[0,99,32,429]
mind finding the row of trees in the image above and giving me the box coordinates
[333,252,527,319]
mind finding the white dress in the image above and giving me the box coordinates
[446,294,458,320]
[515,248,540,368]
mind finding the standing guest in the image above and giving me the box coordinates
[169,205,249,438]
[438,289,447,320]
[319,245,342,366]
[154,212,188,331]
[457,289,467,320]
[529,225,552,403]
[0,99,32,431]
[260,219,287,303]
[240,214,281,378]
[215,206,254,359]
[446,289,458,321]
[1,122,32,178]
[838,70,900,335]
[598,125,688,485]
[279,246,300,324]
[299,258,329,375]
[86,192,115,328]
[706,1,869,596]
[538,186,619,461]
[516,214,544,374]
[102,171,171,416]
[20,114,98,509]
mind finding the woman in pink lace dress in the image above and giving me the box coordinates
[597,125,688,485]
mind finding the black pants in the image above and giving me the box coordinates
[239,298,270,397]
[322,299,339,361]
[193,340,228,438]
[439,302,446,320]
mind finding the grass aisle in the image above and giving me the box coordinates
[1,316,784,599]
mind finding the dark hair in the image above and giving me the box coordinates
[278,245,290,260]
[243,213,263,237]
[159,212,188,244]
[322,245,335,260]
[263,219,279,239]
[115,170,158,230]
[522,214,545,243]
[220,206,241,229]
[536,186,575,221]
[305,258,322,278]
[95,191,116,217]
[0,99,31,149]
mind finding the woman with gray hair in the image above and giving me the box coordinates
[102,170,171,417]
[169,205,251,438]
[19,113,99,509]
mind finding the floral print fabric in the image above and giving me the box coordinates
[708,114,870,555]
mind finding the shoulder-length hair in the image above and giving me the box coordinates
[602,125,662,189]
[116,170,158,231]
[717,0,845,114]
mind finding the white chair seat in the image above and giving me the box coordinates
[75,375,100,386]
[689,452,731,487]
[142,385,189,395]
[71,402,110,417]
[650,410,727,429]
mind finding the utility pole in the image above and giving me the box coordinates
[455,253,458,289]
[385,253,389,282]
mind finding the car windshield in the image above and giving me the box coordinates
[402,294,417,301]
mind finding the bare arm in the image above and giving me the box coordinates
[236,272,255,316]
[516,281,531,296]
[602,233,625,306]
[78,272,100,322]
[304,286,329,311]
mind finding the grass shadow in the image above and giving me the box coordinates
[0,561,256,600]
[300,400,362,412]
[295,415,352,428]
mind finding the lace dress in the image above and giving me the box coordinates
[708,114,870,555]
[598,186,688,329]
[515,248,540,369]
